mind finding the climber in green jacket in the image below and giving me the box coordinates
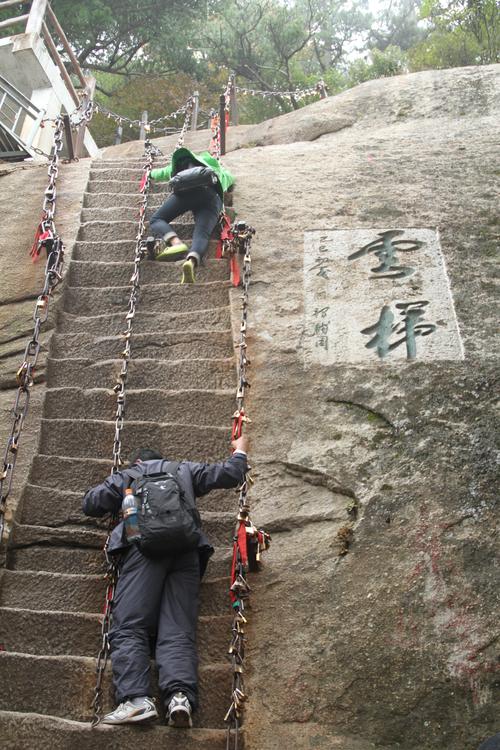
[147,147,234,284]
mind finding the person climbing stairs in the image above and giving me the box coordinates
[0,152,246,749]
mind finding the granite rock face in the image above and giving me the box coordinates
[223,65,499,750]
[0,64,498,749]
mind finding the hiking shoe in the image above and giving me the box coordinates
[155,242,188,262]
[102,697,158,724]
[166,692,193,728]
[181,258,196,284]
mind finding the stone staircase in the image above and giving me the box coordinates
[0,158,241,749]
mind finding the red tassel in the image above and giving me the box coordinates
[231,409,245,441]
[30,223,43,260]
[237,521,248,567]
[139,172,147,192]
[230,255,240,287]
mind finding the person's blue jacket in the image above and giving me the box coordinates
[82,453,247,577]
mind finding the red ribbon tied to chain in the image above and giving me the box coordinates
[30,219,53,261]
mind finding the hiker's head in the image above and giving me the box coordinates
[129,448,164,465]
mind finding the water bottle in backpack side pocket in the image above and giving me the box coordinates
[122,487,141,543]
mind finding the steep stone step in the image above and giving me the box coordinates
[57,308,232,335]
[85,179,163,194]
[77,219,197,242]
[8,542,106,575]
[44,387,235,427]
[0,711,235,750]
[64,282,230,315]
[80,205,181,223]
[0,608,231,661]
[18,486,236,544]
[93,158,146,165]
[47,357,234,392]
[85,179,194,196]
[51,331,234,361]
[0,570,231,616]
[82,191,233,210]
[88,167,142,181]
[8,534,233,576]
[38,418,231,461]
[69,248,223,275]
[0,653,232,727]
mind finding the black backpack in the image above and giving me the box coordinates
[131,462,202,558]
[169,166,218,193]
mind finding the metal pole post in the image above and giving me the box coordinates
[139,110,148,141]
[229,74,238,126]
[191,91,199,131]
[114,124,123,145]
[219,93,226,157]
[62,113,75,161]
[74,75,95,158]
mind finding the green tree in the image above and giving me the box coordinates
[200,0,371,111]
[410,0,499,67]
[50,0,204,77]
[369,0,427,52]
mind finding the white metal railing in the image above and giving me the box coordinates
[0,0,95,157]
[0,0,89,105]
[0,73,46,158]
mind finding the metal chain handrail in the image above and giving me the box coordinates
[235,80,327,100]
[173,96,194,150]
[225,223,271,749]
[0,98,93,544]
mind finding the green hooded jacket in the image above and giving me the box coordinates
[150,147,234,199]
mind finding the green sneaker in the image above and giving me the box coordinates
[181,258,196,284]
[155,242,188,262]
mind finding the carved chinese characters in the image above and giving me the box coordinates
[303,228,463,364]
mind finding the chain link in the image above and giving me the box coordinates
[235,79,326,101]
[225,223,270,749]
[0,109,72,543]
[173,96,194,150]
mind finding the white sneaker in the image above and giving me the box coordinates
[101,696,158,724]
[167,692,193,728]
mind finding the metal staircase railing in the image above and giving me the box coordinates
[0,0,97,159]
[0,73,45,159]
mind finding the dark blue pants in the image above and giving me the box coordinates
[149,187,222,263]
[109,545,200,710]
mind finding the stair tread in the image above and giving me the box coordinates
[0,710,236,748]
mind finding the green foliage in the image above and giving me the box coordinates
[410,0,499,67]
[348,46,409,87]
[50,0,203,74]
[2,0,496,138]
[369,0,427,52]
[200,0,372,107]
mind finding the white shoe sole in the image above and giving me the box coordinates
[102,709,158,725]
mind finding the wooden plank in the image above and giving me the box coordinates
[46,4,87,89]
[0,0,29,9]
[0,14,28,30]
[42,22,80,106]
